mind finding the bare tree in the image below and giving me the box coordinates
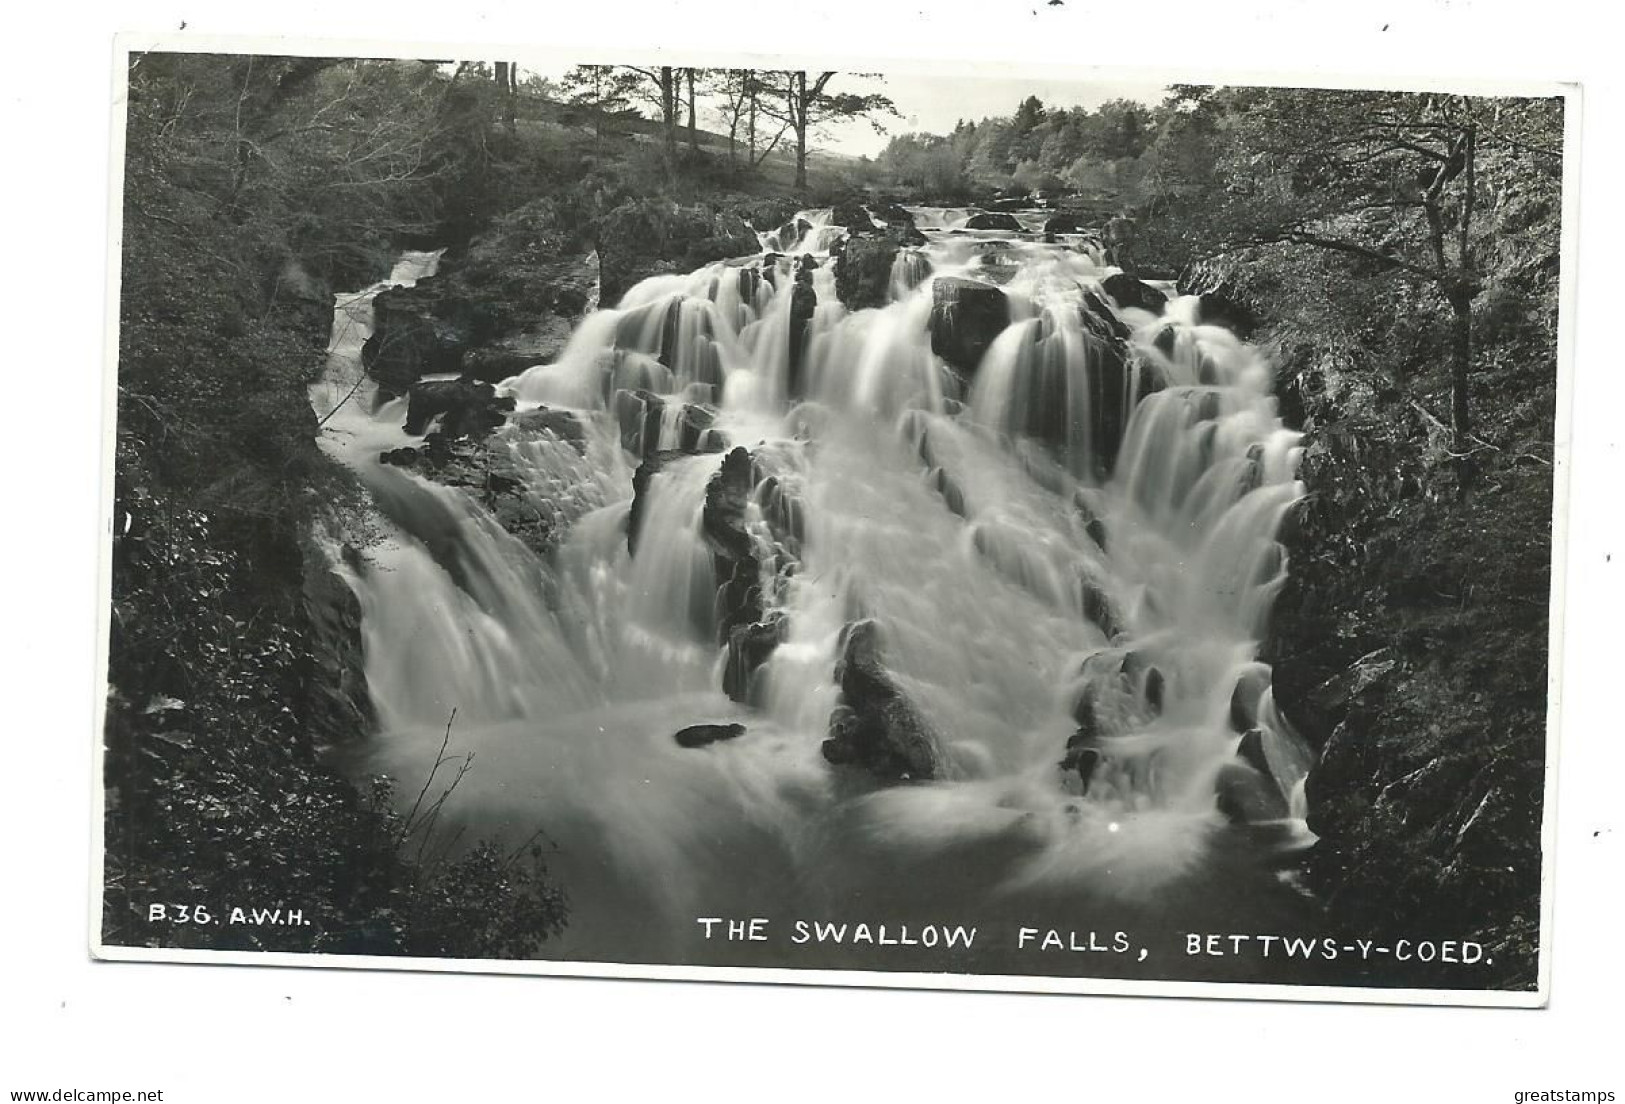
[762,71,896,188]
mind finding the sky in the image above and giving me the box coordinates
[524,64,1168,159]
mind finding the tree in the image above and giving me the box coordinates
[605,64,683,165]
[1145,86,1563,483]
[562,64,643,151]
[492,61,518,132]
[766,71,897,189]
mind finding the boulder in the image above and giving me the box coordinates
[674,722,747,749]
[510,405,586,451]
[1042,213,1086,234]
[831,199,880,234]
[775,218,813,251]
[626,449,687,557]
[831,232,930,311]
[403,377,514,438]
[599,200,763,302]
[870,201,916,227]
[723,616,785,704]
[1101,272,1168,315]
[731,197,803,233]
[1215,761,1290,823]
[362,278,475,397]
[1194,290,1259,337]
[929,277,1010,375]
[964,212,1024,231]
[788,279,818,397]
[822,619,942,783]
[702,447,756,562]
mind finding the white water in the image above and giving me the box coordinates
[313,212,1318,965]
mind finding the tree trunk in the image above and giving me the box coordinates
[1446,283,1476,490]
[660,66,677,166]
[686,69,698,154]
[747,79,757,165]
[793,72,808,189]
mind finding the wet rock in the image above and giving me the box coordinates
[1236,727,1272,777]
[822,619,941,783]
[1079,581,1118,637]
[788,280,818,396]
[964,212,1023,231]
[1143,666,1166,713]
[1101,272,1168,315]
[362,278,475,397]
[1215,761,1290,823]
[1194,289,1258,338]
[699,447,768,644]
[1043,213,1087,234]
[870,200,916,227]
[403,377,514,438]
[1229,667,1272,732]
[732,197,802,233]
[929,276,1011,376]
[510,406,586,451]
[833,233,930,311]
[301,556,372,744]
[831,199,879,234]
[674,722,747,749]
[598,200,762,301]
[1103,216,1136,267]
[723,615,785,704]
[1060,727,1103,785]
[626,449,689,557]
[401,431,571,560]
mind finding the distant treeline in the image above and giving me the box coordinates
[871,95,1159,203]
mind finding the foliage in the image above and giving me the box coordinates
[873,96,1158,202]
[108,51,574,958]
[1193,88,1567,988]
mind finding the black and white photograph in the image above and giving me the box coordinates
[92,41,1572,1006]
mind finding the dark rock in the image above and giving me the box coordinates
[1043,213,1087,234]
[732,197,802,233]
[1215,761,1290,823]
[510,406,586,451]
[831,199,880,234]
[822,619,941,783]
[964,212,1024,231]
[674,722,747,749]
[833,233,932,311]
[626,449,688,557]
[702,447,756,561]
[1236,727,1272,778]
[599,200,762,302]
[1103,216,1136,267]
[362,278,476,397]
[301,557,372,744]
[870,200,915,226]
[1194,290,1258,337]
[1101,272,1168,315]
[403,377,514,438]
[723,615,785,704]
[929,277,1010,375]
[1060,726,1103,785]
[380,447,420,467]
[789,280,818,396]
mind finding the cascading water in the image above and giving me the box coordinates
[313,208,1323,972]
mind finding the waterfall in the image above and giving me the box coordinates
[313,212,1318,961]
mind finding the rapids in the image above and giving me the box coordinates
[311,208,1326,975]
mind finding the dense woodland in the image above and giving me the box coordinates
[107,53,1563,983]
